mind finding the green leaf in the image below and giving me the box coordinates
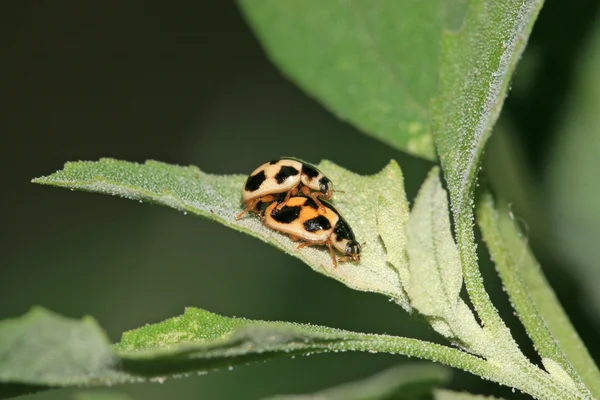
[431,0,543,218]
[0,307,501,396]
[114,307,357,376]
[402,170,487,355]
[1,306,575,399]
[117,309,578,399]
[376,181,411,311]
[477,194,600,398]
[405,168,462,318]
[0,307,133,399]
[114,308,473,378]
[0,307,128,388]
[431,0,544,335]
[264,363,450,400]
[33,158,409,305]
[238,0,445,160]
[113,307,511,393]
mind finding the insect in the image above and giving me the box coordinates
[235,158,334,220]
[261,195,361,268]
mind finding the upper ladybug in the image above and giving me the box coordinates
[235,158,333,220]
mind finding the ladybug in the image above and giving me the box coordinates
[261,195,361,268]
[235,158,334,220]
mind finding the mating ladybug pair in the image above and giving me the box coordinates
[235,158,361,268]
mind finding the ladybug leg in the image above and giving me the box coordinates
[237,195,280,220]
[311,194,327,213]
[296,239,337,268]
[338,256,351,264]
[326,240,338,269]
[297,241,313,249]
[275,188,297,211]
[337,252,361,264]
[235,199,258,220]
[288,234,301,242]
[300,186,326,212]
[297,238,327,249]
[260,194,277,211]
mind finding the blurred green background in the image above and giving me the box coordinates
[1,2,599,399]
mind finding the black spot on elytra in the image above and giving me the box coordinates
[304,215,331,232]
[302,163,319,178]
[245,170,266,192]
[303,197,319,209]
[272,205,301,224]
[275,166,299,183]
[269,160,279,165]
[334,219,355,241]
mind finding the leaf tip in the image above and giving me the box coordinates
[428,165,441,178]
[24,305,53,319]
[383,158,402,174]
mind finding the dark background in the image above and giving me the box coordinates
[2,2,599,399]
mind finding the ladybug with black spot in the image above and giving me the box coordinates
[261,195,361,268]
[235,158,334,220]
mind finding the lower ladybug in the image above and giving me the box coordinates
[261,195,361,268]
[235,158,334,220]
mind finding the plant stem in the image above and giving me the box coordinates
[334,333,580,399]
[455,209,508,334]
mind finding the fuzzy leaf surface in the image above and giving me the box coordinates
[0,308,126,388]
[33,158,408,304]
[431,0,543,219]
[376,194,411,310]
[405,168,462,317]
[0,307,497,398]
[430,0,544,334]
[114,307,487,380]
[0,308,132,399]
[115,307,366,376]
[477,194,600,398]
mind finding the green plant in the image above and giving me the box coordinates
[2,1,599,399]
